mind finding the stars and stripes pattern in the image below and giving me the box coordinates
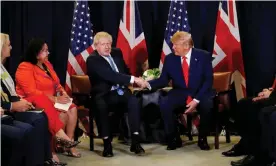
[159,0,190,70]
[116,0,148,76]
[212,0,246,100]
[65,1,94,94]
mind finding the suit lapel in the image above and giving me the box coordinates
[111,54,122,73]
[188,49,198,86]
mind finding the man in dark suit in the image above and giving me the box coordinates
[259,106,276,166]
[223,76,276,158]
[229,88,276,166]
[143,31,214,150]
[86,31,145,157]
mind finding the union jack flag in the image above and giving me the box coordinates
[159,0,190,69]
[116,0,148,76]
[65,1,94,94]
[212,0,246,100]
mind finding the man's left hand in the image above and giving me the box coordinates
[184,100,198,114]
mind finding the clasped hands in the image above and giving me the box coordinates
[252,88,273,102]
[134,77,149,90]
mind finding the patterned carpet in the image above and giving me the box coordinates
[58,136,243,166]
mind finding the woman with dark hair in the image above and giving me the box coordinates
[15,38,81,158]
[1,33,77,166]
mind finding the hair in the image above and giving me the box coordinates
[0,33,10,55]
[93,31,113,47]
[23,38,46,64]
[170,31,194,47]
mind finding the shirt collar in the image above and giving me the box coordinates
[184,48,192,60]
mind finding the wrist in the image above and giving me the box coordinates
[54,96,57,103]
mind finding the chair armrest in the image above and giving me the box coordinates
[72,92,91,107]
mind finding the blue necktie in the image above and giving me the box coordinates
[107,55,117,72]
[106,55,124,95]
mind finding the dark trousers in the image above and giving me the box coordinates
[14,112,51,166]
[159,90,213,137]
[1,120,33,166]
[235,97,274,156]
[260,106,276,161]
[93,89,141,138]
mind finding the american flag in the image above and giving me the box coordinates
[212,0,246,100]
[159,0,190,69]
[65,1,94,94]
[116,0,148,76]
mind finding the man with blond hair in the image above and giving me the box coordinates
[143,31,214,150]
[86,31,145,157]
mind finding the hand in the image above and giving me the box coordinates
[56,95,70,104]
[61,91,69,98]
[11,99,34,112]
[1,107,4,116]
[253,89,272,102]
[184,100,198,114]
[134,77,148,89]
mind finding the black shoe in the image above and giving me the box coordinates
[103,138,114,157]
[231,155,255,166]
[166,134,182,150]
[222,142,246,157]
[130,143,145,155]
[197,137,210,150]
[130,134,145,155]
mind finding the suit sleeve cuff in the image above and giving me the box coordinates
[193,98,200,103]
[9,103,12,111]
[147,82,152,90]
[130,76,135,84]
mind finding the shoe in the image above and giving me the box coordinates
[222,143,246,157]
[130,143,145,155]
[56,137,80,148]
[166,133,182,150]
[231,155,255,166]
[103,138,114,157]
[197,137,210,150]
[46,159,67,166]
[130,134,145,155]
[65,148,81,158]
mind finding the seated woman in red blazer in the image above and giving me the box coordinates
[15,38,81,158]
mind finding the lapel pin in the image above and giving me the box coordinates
[195,58,198,61]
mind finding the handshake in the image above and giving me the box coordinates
[134,77,150,89]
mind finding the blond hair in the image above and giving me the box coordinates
[171,31,193,46]
[93,31,113,46]
[0,33,9,54]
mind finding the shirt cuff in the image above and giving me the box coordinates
[9,102,12,111]
[147,83,152,90]
[193,98,200,103]
[130,76,135,84]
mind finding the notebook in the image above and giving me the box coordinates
[54,98,73,111]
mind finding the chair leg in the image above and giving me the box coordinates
[215,123,219,149]
[187,115,193,141]
[225,128,231,143]
[89,112,94,151]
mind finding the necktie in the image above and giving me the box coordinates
[182,56,193,104]
[106,55,124,95]
[107,55,117,72]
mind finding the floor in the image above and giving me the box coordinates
[58,136,242,166]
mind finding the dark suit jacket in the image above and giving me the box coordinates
[1,81,20,110]
[149,48,214,101]
[86,48,132,97]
